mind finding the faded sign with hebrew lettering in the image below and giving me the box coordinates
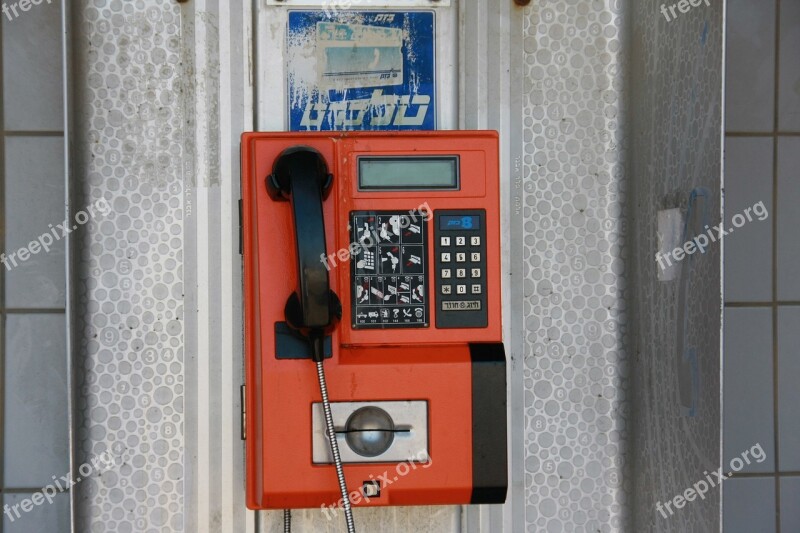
[287,11,436,131]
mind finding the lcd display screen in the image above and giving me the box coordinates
[358,157,459,190]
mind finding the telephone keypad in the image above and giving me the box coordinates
[434,210,488,328]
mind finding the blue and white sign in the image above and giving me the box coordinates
[287,11,435,131]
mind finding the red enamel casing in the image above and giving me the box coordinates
[241,131,507,510]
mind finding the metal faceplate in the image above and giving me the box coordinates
[312,401,429,463]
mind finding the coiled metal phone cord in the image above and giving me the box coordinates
[281,360,355,533]
[315,359,356,533]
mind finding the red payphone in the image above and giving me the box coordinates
[241,131,507,526]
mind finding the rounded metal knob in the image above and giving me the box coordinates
[344,406,395,458]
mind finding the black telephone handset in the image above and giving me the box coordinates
[267,146,342,361]
[267,146,355,533]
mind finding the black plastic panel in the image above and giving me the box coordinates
[434,209,488,328]
[274,322,332,360]
[350,210,429,329]
[470,342,508,504]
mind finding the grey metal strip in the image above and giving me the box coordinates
[627,0,723,530]
[62,0,77,528]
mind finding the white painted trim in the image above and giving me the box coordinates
[193,3,212,532]
[220,2,236,531]
[266,0,450,7]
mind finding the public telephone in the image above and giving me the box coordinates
[240,131,507,520]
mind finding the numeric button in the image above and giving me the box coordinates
[441,237,451,246]
[442,269,451,279]
[470,236,481,246]
[456,236,466,246]
[471,252,481,262]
